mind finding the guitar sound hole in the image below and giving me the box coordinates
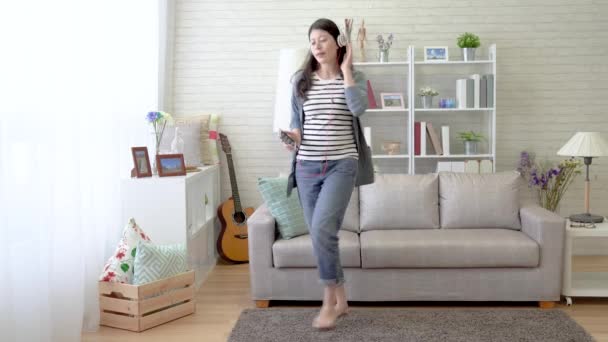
[233,212,246,224]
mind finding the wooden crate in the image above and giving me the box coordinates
[99,270,195,332]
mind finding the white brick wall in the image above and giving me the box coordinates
[171,0,608,232]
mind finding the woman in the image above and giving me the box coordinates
[281,18,374,329]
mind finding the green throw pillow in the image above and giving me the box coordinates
[257,177,308,239]
[132,242,188,285]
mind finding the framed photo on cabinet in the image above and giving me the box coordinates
[131,146,152,178]
[156,153,187,177]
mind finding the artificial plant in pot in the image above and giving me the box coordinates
[457,130,485,155]
[457,32,480,61]
[418,87,439,109]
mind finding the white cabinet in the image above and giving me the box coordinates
[562,218,608,306]
[354,44,497,175]
[121,164,220,288]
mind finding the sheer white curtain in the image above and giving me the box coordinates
[0,1,164,341]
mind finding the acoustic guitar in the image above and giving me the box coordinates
[217,133,254,263]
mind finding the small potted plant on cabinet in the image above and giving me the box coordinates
[458,130,485,155]
[457,32,480,61]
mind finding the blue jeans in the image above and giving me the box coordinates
[295,157,358,286]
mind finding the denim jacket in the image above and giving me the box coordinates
[286,69,375,197]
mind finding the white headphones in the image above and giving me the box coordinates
[337,18,353,47]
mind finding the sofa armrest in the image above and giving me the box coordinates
[247,203,277,300]
[247,202,276,269]
[520,204,566,270]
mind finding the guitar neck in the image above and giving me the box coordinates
[225,152,242,213]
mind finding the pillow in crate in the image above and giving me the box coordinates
[132,242,188,285]
[99,218,152,284]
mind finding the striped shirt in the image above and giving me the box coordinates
[296,73,358,161]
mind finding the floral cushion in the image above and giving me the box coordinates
[99,218,152,283]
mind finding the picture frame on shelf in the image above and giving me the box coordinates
[156,153,187,177]
[424,46,448,62]
[131,146,152,178]
[380,93,405,109]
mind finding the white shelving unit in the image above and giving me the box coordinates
[121,164,220,288]
[356,44,497,175]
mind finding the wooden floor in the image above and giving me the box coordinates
[83,256,608,342]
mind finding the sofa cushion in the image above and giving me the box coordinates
[360,173,439,231]
[257,177,308,239]
[99,218,152,284]
[360,229,539,268]
[132,242,188,285]
[439,171,521,229]
[341,189,359,233]
[272,230,360,268]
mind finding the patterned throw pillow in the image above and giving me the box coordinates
[99,218,152,283]
[132,242,188,285]
[257,177,308,239]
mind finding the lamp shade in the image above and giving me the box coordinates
[557,132,608,157]
[273,48,308,133]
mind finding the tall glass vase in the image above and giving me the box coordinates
[150,131,162,175]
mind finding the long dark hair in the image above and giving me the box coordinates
[293,18,346,100]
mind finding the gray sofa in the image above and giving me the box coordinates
[247,171,566,308]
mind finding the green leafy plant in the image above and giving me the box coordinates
[457,32,480,48]
[457,130,485,142]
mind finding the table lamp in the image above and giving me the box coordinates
[557,132,608,223]
[273,48,307,134]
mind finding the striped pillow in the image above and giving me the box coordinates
[257,177,308,239]
[132,242,188,285]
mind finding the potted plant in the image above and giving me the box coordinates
[457,32,480,61]
[457,130,485,154]
[418,87,438,108]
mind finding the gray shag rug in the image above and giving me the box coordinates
[229,308,595,342]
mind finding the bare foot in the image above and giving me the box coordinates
[335,303,349,317]
[312,305,338,330]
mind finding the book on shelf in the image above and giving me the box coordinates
[441,125,450,155]
[484,74,494,108]
[456,79,466,109]
[367,80,378,109]
[480,76,487,108]
[480,159,493,173]
[436,160,492,173]
[426,122,443,155]
[455,74,494,109]
[451,161,465,172]
[464,160,480,173]
[436,161,452,172]
[469,74,480,108]
[420,121,427,156]
[414,121,421,155]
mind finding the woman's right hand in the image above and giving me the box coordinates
[281,129,301,152]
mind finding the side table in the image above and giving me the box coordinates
[562,218,608,306]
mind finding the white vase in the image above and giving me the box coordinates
[378,49,389,63]
[421,95,434,109]
[171,127,185,154]
[464,141,478,155]
[149,131,161,175]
